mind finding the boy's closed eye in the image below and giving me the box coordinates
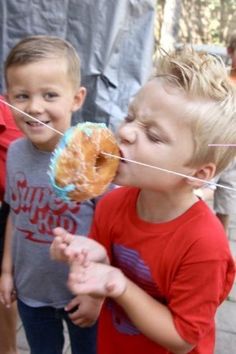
[146,127,162,143]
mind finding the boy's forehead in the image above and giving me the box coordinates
[131,79,187,114]
[6,58,70,81]
[130,80,159,107]
[7,56,68,68]
[5,62,77,94]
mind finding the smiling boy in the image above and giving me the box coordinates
[0,35,99,354]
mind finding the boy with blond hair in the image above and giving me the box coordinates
[0,35,99,354]
[51,49,236,354]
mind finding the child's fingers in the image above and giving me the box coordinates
[80,249,90,267]
[69,252,91,268]
[53,227,73,244]
[64,296,80,313]
[51,236,62,248]
[52,236,68,251]
[70,255,84,269]
[68,246,89,261]
[65,247,85,260]
[64,246,75,258]
[50,237,62,257]
[53,227,66,237]
[62,233,74,244]
[1,291,12,308]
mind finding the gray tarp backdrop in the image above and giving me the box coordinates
[0,0,155,131]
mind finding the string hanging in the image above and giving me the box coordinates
[1,97,236,192]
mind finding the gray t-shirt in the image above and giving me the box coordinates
[5,138,96,308]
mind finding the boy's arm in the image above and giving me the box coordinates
[68,261,194,354]
[0,214,16,307]
[116,278,194,354]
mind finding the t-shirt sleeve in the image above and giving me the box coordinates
[0,111,6,133]
[168,247,235,344]
[0,100,22,150]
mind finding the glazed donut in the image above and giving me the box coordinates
[49,122,120,202]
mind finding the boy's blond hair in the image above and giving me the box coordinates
[154,48,236,175]
[4,35,81,89]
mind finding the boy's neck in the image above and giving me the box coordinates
[136,189,199,223]
[29,136,60,152]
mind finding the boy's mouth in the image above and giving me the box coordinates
[26,120,50,127]
[119,149,127,163]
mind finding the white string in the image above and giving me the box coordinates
[208,144,236,147]
[0,98,64,136]
[102,152,236,192]
[1,98,236,192]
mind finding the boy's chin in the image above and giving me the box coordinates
[113,176,133,188]
[31,137,59,152]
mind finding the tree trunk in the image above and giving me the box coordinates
[160,0,181,51]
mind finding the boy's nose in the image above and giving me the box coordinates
[25,97,44,115]
[118,122,137,144]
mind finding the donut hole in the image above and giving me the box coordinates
[95,154,106,171]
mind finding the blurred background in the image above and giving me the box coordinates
[1,0,235,129]
[154,0,236,59]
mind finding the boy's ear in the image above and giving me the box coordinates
[186,163,216,189]
[72,86,87,112]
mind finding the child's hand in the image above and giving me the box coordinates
[65,294,104,327]
[68,257,127,298]
[50,227,74,262]
[51,227,109,264]
[0,272,16,308]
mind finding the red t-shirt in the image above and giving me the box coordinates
[0,96,22,200]
[90,187,235,354]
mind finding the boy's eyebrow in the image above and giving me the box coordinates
[128,105,172,139]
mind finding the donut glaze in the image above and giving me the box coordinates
[49,122,120,202]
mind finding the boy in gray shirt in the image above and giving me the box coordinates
[0,35,100,354]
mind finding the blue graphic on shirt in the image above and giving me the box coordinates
[107,243,163,335]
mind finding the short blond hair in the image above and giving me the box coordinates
[153,48,236,175]
[4,35,81,89]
